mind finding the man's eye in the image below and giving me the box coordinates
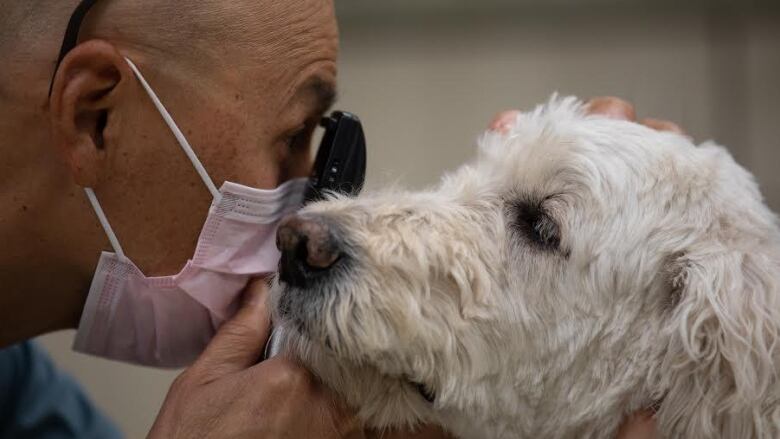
[285,128,306,148]
[511,200,561,250]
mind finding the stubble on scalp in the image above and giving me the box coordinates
[0,0,335,103]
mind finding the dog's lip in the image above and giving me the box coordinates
[278,252,346,288]
[412,380,436,403]
[288,322,436,404]
[402,374,435,403]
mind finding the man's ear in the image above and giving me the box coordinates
[49,39,131,188]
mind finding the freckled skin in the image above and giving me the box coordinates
[0,0,339,345]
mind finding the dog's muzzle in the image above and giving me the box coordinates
[275,214,437,404]
[277,214,344,288]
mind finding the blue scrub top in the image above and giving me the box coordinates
[0,342,123,439]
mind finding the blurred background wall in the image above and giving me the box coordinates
[39,1,780,437]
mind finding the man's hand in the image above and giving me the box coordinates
[489,96,686,137]
[615,410,657,439]
[148,280,363,439]
[367,425,454,439]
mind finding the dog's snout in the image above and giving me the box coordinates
[277,214,341,286]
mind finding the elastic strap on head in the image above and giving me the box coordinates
[48,0,101,97]
[124,57,221,200]
[85,188,125,259]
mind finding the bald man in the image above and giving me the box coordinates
[0,0,379,437]
[0,1,659,438]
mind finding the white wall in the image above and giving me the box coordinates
[39,8,780,438]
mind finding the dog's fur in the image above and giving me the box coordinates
[271,97,780,438]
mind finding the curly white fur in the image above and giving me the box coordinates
[271,96,780,439]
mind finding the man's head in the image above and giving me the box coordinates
[0,0,338,345]
[271,97,780,438]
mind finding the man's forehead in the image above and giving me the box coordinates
[224,0,339,106]
[236,0,338,55]
[87,0,338,68]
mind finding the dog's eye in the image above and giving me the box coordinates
[511,200,561,250]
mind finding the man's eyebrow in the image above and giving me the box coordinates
[303,76,338,115]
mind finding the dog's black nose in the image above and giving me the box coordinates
[277,214,341,287]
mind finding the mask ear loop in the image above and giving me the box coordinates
[123,57,221,201]
[82,57,222,260]
[85,188,126,259]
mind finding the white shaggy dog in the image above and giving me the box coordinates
[271,97,780,439]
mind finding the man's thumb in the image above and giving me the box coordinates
[193,279,273,380]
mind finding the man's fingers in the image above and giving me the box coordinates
[193,278,273,380]
[615,410,657,439]
[488,110,521,133]
[640,118,686,135]
[585,96,636,121]
[367,424,454,438]
[245,357,365,438]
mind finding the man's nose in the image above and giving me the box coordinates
[277,214,341,285]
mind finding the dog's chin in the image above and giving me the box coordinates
[282,327,439,429]
[273,276,325,330]
[273,287,439,422]
[273,282,336,355]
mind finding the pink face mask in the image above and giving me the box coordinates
[73,58,306,368]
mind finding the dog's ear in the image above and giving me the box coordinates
[653,248,780,437]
